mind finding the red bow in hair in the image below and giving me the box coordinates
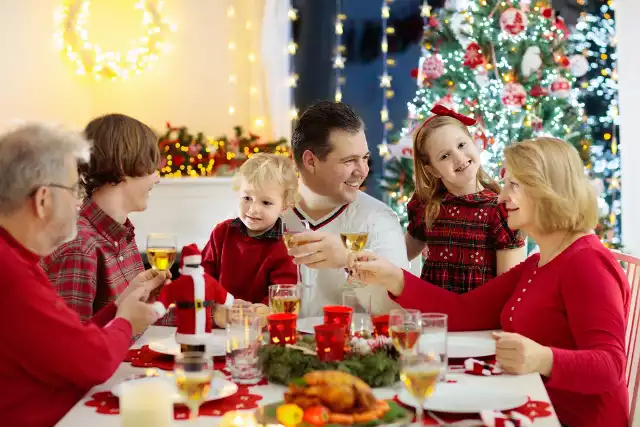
[422,104,477,128]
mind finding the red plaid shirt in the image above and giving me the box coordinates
[40,199,145,321]
[407,189,524,294]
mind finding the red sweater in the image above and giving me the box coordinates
[202,218,297,304]
[394,235,629,427]
[0,227,132,426]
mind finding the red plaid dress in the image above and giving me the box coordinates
[407,189,524,294]
[40,199,144,320]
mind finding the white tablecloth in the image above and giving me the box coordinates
[57,326,561,426]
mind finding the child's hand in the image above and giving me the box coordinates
[252,303,270,328]
[213,306,228,328]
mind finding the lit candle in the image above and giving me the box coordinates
[119,379,173,426]
[219,411,260,427]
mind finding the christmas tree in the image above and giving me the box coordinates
[381,0,588,230]
[568,0,621,248]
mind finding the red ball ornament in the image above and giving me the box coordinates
[500,82,527,109]
[421,54,445,80]
[530,84,548,97]
[463,42,484,68]
[556,55,570,68]
[500,7,527,36]
[549,77,571,99]
[541,7,553,19]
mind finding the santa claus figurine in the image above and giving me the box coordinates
[151,243,234,352]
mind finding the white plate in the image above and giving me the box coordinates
[148,331,226,357]
[296,316,324,334]
[398,382,527,413]
[419,335,496,359]
[112,376,238,404]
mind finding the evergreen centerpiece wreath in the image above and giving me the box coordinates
[258,335,401,388]
[54,0,174,80]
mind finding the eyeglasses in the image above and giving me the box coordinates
[29,183,85,199]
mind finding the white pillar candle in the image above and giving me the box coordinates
[120,379,173,427]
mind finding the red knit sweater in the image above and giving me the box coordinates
[394,235,629,427]
[201,219,297,304]
[0,227,132,426]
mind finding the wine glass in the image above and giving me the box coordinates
[281,219,311,287]
[400,346,445,426]
[174,352,213,421]
[389,309,422,355]
[146,233,178,272]
[420,313,448,382]
[269,284,301,314]
[340,228,369,288]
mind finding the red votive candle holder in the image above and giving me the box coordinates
[323,305,353,334]
[314,324,346,361]
[372,314,390,337]
[267,313,297,346]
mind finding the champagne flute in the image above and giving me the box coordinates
[269,284,301,314]
[281,219,311,287]
[400,348,444,426]
[340,228,369,288]
[389,309,422,355]
[146,233,178,272]
[174,352,213,421]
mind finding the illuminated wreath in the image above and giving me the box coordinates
[54,0,173,80]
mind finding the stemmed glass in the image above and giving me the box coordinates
[146,233,178,272]
[400,344,445,426]
[174,352,213,422]
[281,218,311,287]
[340,228,369,288]
[389,309,422,355]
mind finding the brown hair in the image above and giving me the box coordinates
[232,153,299,209]
[81,114,159,195]
[291,101,363,168]
[413,116,500,229]
[504,137,597,234]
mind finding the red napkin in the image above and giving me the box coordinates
[464,358,503,376]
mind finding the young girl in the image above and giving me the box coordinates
[406,105,526,293]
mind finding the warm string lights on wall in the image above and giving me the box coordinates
[227,2,238,119]
[54,0,175,80]
[380,0,395,142]
[287,6,299,122]
[246,0,264,130]
[333,0,347,102]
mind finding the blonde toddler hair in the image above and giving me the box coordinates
[503,137,597,234]
[413,116,500,229]
[232,153,299,208]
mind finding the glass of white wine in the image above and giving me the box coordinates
[174,352,213,422]
[281,219,311,287]
[400,348,445,426]
[147,233,178,271]
[269,284,301,314]
[389,309,422,355]
[340,228,369,288]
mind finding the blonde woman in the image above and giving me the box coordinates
[354,137,629,427]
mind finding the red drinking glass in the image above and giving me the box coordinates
[267,313,297,346]
[314,324,346,361]
[372,314,390,337]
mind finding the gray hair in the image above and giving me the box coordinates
[0,123,90,215]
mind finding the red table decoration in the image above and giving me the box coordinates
[314,323,346,362]
[372,314,390,337]
[267,313,297,346]
[323,305,353,334]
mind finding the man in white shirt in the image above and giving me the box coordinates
[284,101,409,316]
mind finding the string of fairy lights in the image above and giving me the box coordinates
[288,6,299,123]
[379,0,394,143]
[333,0,347,102]
[227,3,238,119]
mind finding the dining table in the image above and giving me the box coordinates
[57,325,562,426]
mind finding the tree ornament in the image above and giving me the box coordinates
[474,128,488,149]
[569,54,589,77]
[541,8,553,19]
[420,54,445,80]
[529,114,543,132]
[521,46,542,78]
[500,82,527,109]
[549,77,571,99]
[554,17,569,39]
[556,55,570,68]
[475,69,490,88]
[500,8,527,36]
[463,42,484,68]
[530,84,548,97]
[435,94,456,110]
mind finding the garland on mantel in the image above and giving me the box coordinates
[158,122,290,178]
